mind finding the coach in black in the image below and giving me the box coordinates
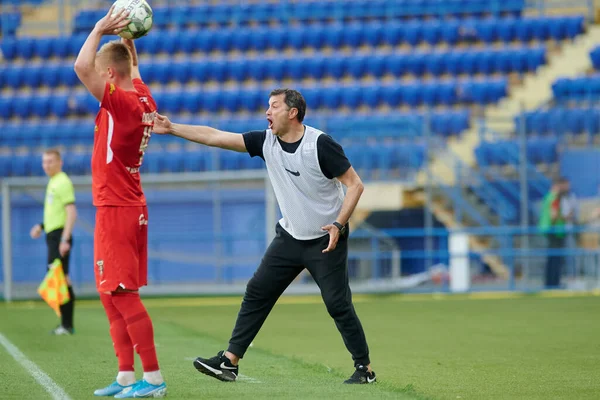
[153,88,376,384]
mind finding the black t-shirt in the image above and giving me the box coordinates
[242,129,351,179]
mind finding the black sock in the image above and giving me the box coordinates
[60,286,75,329]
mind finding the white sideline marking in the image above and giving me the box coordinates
[0,333,72,400]
[184,357,262,383]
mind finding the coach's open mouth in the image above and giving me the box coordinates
[267,117,273,129]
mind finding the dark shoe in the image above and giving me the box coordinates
[344,365,376,384]
[193,350,238,382]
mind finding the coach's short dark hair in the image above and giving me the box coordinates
[270,88,306,122]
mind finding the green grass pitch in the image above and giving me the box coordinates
[1,293,599,399]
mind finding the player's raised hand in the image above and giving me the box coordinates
[94,5,130,36]
[153,114,173,134]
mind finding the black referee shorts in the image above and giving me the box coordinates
[46,228,72,275]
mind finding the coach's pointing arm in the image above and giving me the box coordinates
[153,114,247,152]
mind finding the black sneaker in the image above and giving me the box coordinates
[344,365,376,384]
[193,350,238,382]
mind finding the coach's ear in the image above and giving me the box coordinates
[288,107,298,121]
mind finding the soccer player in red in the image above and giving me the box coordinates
[74,6,166,398]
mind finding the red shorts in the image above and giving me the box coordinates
[94,206,148,292]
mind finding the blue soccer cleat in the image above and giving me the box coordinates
[114,380,167,398]
[93,381,134,397]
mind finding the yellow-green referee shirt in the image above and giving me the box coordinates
[43,172,75,233]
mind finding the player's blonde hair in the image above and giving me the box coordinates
[97,41,132,78]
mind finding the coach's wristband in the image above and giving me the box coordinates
[60,237,69,243]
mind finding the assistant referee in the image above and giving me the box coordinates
[153,88,376,384]
[30,149,78,335]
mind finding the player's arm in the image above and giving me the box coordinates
[122,38,141,80]
[74,6,129,101]
[153,114,247,152]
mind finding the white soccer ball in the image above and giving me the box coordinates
[112,0,153,40]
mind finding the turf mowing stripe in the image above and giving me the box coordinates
[0,333,73,400]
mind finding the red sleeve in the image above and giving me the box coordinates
[101,82,128,116]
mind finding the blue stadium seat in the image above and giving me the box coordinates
[591,46,600,70]
[21,65,42,88]
[33,37,53,59]
[404,21,421,46]
[383,22,403,46]
[476,50,495,74]
[306,57,326,80]
[347,55,367,79]
[266,27,286,50]
[531,17,550,41]
[497,18,516,42]
[59,65,78,87]
[364,22,383,46]
[548,16,567,41]
[381,86,402,107]
[51,94,70,118]
[403,83,421,107]
[322,87,343,109]
[476,19,497,43]
[13,96,33,118]
[343,23,365,47]
[31,95,52,118]
[0,97,12,118]
[440,20,460,44]
[171,61,190,84]
[565,15,584,39]
[515,18,533,42]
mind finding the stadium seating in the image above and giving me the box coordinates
[475,138,559,167]
[0,0,589,179]
[0,12,21,37]
[0,109,470,151]
[552,75,600,101]
[73,0,528,31]
[519,108,600,136]
[2,16,581,61]
[0,140,427,178]
[0,48,543,90]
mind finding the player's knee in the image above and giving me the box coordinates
[244,275,271,300]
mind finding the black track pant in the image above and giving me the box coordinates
[227,223,370,367]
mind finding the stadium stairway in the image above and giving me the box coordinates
[413,15,600,279]
[455,23,600,166]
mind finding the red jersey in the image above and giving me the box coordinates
[92,78,156,206]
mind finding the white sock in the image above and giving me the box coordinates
[143,370,164,386]
[116,371,136,387]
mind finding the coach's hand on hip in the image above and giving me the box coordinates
[321,224,342,253]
